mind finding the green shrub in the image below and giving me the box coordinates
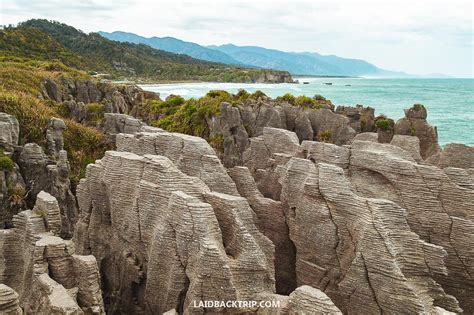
[376,118,391,131]
[295,95,315,107]
[413,104,424,111]
[319,130,332,142]
[235,89,250,101]
[249,90,267,100]
[165,95,186,106]
[85,102,105,126]
[206,90,231,100]
[0,157,14,171]
[276,93,296,105]
[0,154,14,171]
[314,94,327,101]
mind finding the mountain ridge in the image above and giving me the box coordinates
[99,31,412,77]
[99,31,243,65]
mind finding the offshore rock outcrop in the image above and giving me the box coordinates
[0,191,104,314]
[394,104,440,159]
[335,105,375,133]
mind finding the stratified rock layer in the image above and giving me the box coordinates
[74,151,276,313]
[244,126,472,313]
[0,284,22,314]
[0,191,104,314]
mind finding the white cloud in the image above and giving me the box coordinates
[1,0,472,76]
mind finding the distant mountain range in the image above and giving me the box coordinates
[99,31,410,77]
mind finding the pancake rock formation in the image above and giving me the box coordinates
[0,102,472,314]
[0,191,104,314]
[241,125,473,313]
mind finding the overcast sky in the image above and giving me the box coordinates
[1,0,473,77]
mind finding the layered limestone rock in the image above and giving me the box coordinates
[207,101,356,167]
[0,113,26,228]
[46,118,67,158]
[0,284,22,314]
[427,143,474,169]
[43,78,160,115]
[242,126,472,313]
[74,151,279,313]
[0,192,104,314]
[18,145,77,238]
[394,104,440,159]
[335,105,375,133]
[115,129,239,196]
[286,285,342,314]
[0,113,19,149]
[229,166,296,295]
[348,140,474,312]
[278,158,461,313]
[390,134,423,162]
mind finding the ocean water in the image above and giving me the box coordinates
[140,78,474,146]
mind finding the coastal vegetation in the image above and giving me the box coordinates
[0,59,106,185]
[135,89,331,141]
[375,116,392,131]
[275,93,329,109]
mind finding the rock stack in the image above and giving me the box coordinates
[0,191,104,314]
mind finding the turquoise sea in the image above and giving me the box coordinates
[140,78,474,146]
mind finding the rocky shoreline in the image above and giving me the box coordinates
[0,79,473,314]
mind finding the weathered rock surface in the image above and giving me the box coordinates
[335,104,375,133]
[103,113,145,143]
[46,118,67,158]
[0,113,19,149]
[390,134,423,162]
[74,151,278,313]
[427,143,474,169]
[0,284,22,314]
[242,126,472,313]
[348,140,474,312]
[352,132,379,143]
[395,104,440,159]
[116,129,239,196]
[2,98,471,314]
[18,145,77,238]
[43,78,160,116]
[229,166,296,295]
[207,102,356,167]
[0,192,104,314]
[286,285,342,314]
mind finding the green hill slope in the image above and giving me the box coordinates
[3,20,291,83]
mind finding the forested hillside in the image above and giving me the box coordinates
[0,20,292,83]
